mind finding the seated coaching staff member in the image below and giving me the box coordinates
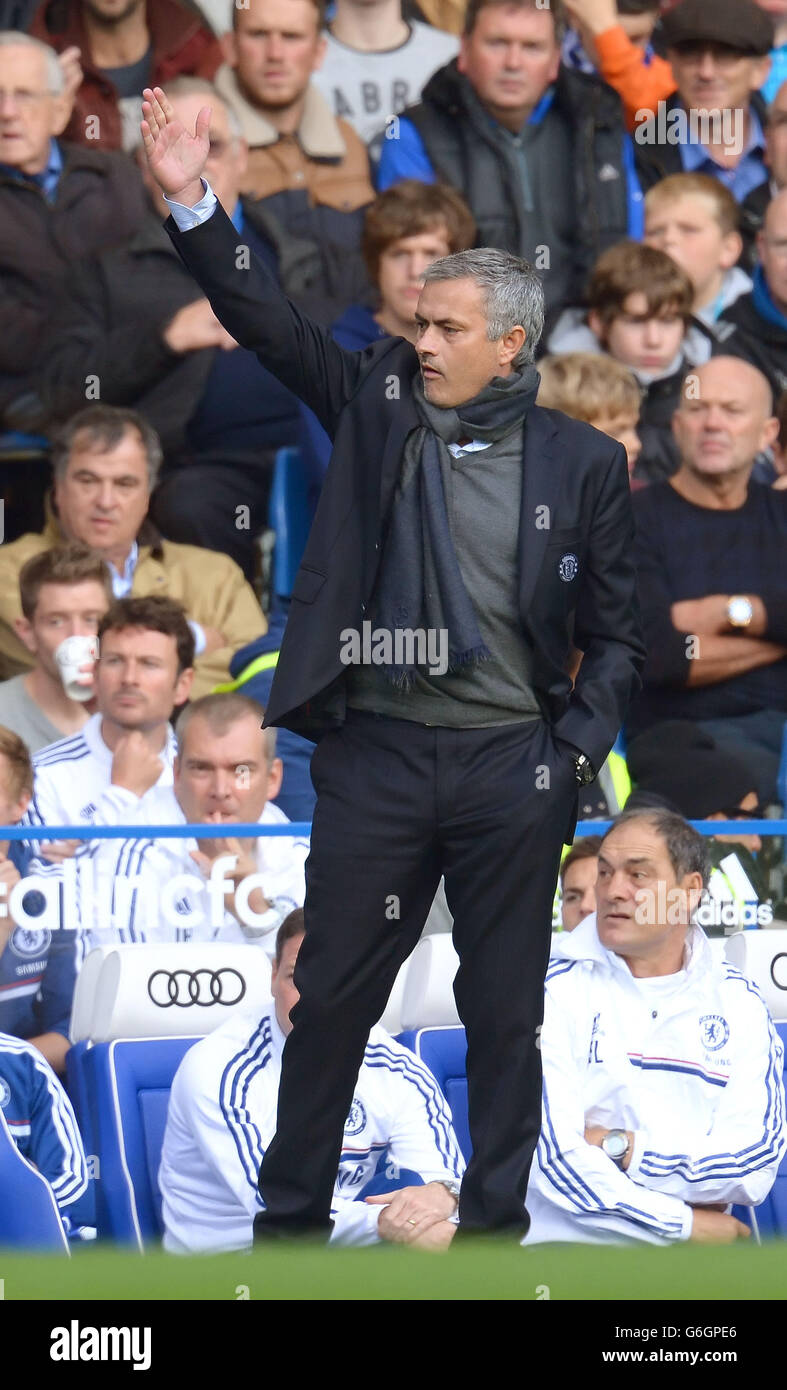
[141,85,645,1239]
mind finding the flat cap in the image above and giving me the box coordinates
[661,0,774,58]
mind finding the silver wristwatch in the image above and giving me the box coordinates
[726,595,753,629]
[601,1129,630,1169]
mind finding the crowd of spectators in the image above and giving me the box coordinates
[0,0,786,1250]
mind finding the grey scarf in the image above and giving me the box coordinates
[375,364,540,688]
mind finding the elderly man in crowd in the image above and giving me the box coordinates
[0,404,266,697]
[0,31,146,434]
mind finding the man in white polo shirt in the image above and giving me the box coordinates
[525,807,786,1247]
[23,595,194,859]
[73,692,308,953]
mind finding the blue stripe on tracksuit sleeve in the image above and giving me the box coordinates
[26,1047,88,1207]
[376,117,436,192]
[363,1042,463,1179]
[219,1021,274,1192]
[538,1076,685,1240]
[638,1010,785,1183]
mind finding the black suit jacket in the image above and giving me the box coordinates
[167,204,645,773]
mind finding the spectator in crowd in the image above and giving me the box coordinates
[21,595,193,862]
[525,807,785,1245]
[721,188,787,397]
[633,0,773,204]
[629,356,787,804]
[0,728,78,1074]
[562,0,675,133]
[626,721,771,927]
[548,241,707,483]
[310,0,458,150]
[559,834,602,931]
[74,693,309,952]
[40,80,304,580]
[536,351,642,477]
[159,908,463,1252]
[0,406,266,697]
[643,173,751,333]
[0,545,111,752]
[213,0,374,269]
[410,0,466,35]
[758,0,787,103]
[740,78,787,258]
[299,178,476,476]
[0,1030,93,1235]
[29,0,222,152]
[376,0,641,328]
[0,31,147,434]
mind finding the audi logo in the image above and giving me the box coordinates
[147,968,247,1008]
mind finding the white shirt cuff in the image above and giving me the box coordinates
[165,178,217,231]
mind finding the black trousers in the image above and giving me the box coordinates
[254,710,579,1237]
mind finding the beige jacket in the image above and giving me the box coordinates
[0,520,266,700]
[214,64,374,210]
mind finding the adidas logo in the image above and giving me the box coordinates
[598,163,620,181]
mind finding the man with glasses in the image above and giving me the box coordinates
[634,0,774,203]
[0,31,147,435]
[629,356,787,806]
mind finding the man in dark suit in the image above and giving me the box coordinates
[141,84,645,1240]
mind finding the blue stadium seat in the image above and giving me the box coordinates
[398,1026,470,1162]
[0,1104,70,1253]
[735,1021,787,1239]
[65,1040,92,1143]
[83,1037,200,1250]
[269,447,318,600]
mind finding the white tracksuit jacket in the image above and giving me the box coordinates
[159,1008,465,1253]
[524,914,786,1246]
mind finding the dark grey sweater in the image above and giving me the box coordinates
[346,425,542,727]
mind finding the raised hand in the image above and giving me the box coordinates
[140,85,211,203]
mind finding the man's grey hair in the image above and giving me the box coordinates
[421,247,545,368]
[153,75,243,141]
[0,31,64,95]
[175,693,277,762]
[51,405,163,491]
[603,808,712,890]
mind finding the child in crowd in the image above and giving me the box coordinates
[537,351,643,480]
[643,172,751,331]
[547,241,707,483]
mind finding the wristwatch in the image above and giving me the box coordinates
[573,751,596,787]
[601,1129,631,1169]
[239,899,290,940]
[726,595,753,629]
[435,1178,461,1202]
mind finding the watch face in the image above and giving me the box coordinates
[603,1131,628,1160]
[728,598,752,626]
